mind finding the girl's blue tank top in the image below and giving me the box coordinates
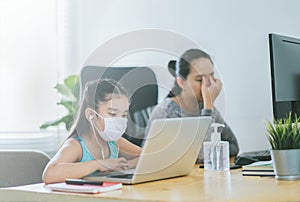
[74,136,118,162]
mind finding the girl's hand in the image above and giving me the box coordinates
[97,158,129,172]
[201,76,222,109]
[128,157,139,169]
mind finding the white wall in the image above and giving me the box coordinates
[63,0,300,154]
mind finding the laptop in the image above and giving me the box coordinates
[84,116,212,184]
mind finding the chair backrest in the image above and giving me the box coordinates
[80,66,158,146]
[0,150,50,187]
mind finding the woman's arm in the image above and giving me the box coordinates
[211,109,240,157]
[221,123,240,157]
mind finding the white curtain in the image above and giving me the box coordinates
[0,0,59,133]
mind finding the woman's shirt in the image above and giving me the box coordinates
[148,98,239,161]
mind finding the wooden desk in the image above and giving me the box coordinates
[1,165,300,202]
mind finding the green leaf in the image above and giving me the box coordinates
[40,116,69,129]
[265,112,300,149]
[64,75,79,90]
[64,75,80,100]
[40,74,80,131]
[40,114,75,130]
[65,115,75,131]
[55,83,74,100]
[58,101,78,113]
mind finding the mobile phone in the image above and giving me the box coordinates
[230,164,242,169]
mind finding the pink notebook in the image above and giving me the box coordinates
[45,182,122,194]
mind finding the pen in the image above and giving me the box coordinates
[65,178,103,186]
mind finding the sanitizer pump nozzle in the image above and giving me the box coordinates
[211,123,224,143]
[203,123,230,171]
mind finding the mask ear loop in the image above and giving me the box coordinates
[90,109,116,142]
[90,119,121,171]
[91,117,120,157]
[89,119,105,159]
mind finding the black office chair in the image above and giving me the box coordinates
[80,66,158,146]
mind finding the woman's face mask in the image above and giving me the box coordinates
[90,110,128,142]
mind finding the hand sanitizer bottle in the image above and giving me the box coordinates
[203,123,229,171]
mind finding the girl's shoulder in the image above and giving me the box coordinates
[53,136,83,162]
[63,136,82,149]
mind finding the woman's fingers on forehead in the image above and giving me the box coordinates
[209,75,215,82]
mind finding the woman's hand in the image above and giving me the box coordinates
[97,157,129,172]
[201,76,222,109]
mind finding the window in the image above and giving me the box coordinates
[0,0,58,133]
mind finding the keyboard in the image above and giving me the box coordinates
[109,173,134,179]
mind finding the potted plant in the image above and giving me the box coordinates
[266,112,300,180]
[40,75,80,131]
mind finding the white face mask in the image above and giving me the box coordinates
[90,110,128,142]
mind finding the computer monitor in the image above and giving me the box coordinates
[269,33,300,120]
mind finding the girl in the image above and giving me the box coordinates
[43,79,141,184]
[148,49,239,162]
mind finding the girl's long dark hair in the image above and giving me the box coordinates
[167,49,213,97]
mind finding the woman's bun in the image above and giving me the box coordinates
[168,60,177,77]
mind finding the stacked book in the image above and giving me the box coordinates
[242,160,274,177]
[45,181,122,194]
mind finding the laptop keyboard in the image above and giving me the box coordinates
[109,173,134,179]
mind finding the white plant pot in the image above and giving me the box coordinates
[270,149,300,180]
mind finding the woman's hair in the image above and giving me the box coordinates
[167,49,213,97]
[68,78,128,138]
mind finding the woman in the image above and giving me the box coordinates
[148,49,239,162]
[43,79,141,184]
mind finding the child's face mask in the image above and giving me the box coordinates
[90,110,128,142]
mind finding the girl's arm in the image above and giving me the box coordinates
[42,138,128,184]
[128,157,140,169]
[42,138,99,184]
[118,137,142,159]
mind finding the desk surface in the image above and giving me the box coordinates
[1,165,300,202]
